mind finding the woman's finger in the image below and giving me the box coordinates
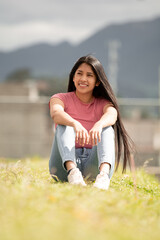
[86,132,90,145]
[91,132,95,146]
[94,132,98,145]
[97,131,101,143]
[82,131,86,146]
[76,131,79,143]
[78,131,82,145]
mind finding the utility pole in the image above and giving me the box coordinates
[107,40,121,96]
[158,65,160,166]
[159,65,160,118]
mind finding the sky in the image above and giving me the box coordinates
[0,0,160,51]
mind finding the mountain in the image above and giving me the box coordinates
[0,17,160,98]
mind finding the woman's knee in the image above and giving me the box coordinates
[102,126,115,139]
[56,125,75,137]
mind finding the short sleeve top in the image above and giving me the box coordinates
[50,91,111,148]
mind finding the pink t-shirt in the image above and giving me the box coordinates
[50,91,111,148]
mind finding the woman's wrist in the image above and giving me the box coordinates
[71,119,78,128]
[94,120,104,129]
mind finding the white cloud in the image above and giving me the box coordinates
[0,21,91,50]
[0,0,160,50]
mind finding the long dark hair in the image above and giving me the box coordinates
[68,55,134,172]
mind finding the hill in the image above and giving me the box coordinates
[0,17,160,98]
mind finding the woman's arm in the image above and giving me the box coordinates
[97,104,117,128]
[50,98,89,146]
[89,105,117,145]
[50,97,75,126]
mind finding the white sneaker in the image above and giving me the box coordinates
[67,168,86,186]
[93,171,110,190]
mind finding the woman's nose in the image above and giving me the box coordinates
[80,74,87,81]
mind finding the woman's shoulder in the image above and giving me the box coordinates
[51,91,74,99]
[50,92,75,105]
[95,97,111,105]
[94,97,113,111]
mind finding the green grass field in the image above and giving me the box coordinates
[0,157,160,240]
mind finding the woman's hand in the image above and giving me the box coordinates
[73,121,89,146]
[89,122,103,146]
[73,120,103,146]
[88,105,117,146]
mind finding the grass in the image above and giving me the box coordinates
[0,157,160,240]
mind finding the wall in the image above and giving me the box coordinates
[0,100,54,158]
[0,83,159,167]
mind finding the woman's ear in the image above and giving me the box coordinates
[95,81,100,87]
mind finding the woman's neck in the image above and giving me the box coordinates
[75,91,94,104]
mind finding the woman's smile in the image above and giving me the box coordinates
[73,63,97,91]
[78,82,89,87]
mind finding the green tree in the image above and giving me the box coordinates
[6,68,31,83]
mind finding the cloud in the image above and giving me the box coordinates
[0,21,91,50]
[0,0,160,50]
[1,0,160,24]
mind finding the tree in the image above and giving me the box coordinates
[6,68,31,83]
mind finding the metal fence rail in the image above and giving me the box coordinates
[0,96,160,106]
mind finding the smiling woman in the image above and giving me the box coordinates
[73,63,100,103]
[49,55,133,190]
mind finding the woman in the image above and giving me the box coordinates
[49,55,133,190]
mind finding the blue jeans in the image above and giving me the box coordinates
[49,125,115,181]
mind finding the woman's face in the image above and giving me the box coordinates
[73,63,99,95]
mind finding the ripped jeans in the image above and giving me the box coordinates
[49,125,115,181]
